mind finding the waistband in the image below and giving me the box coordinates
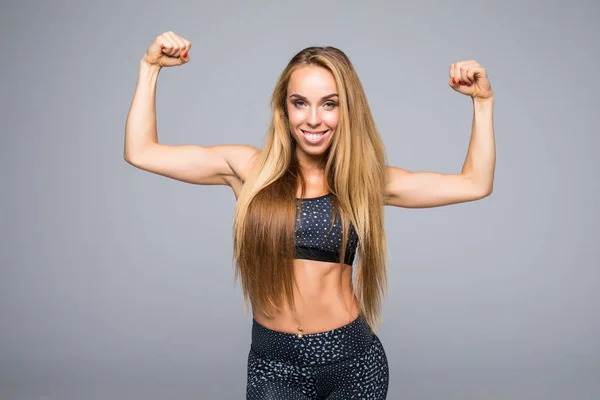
[250,316,373,366]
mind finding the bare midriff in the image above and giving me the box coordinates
[252,258,361,334]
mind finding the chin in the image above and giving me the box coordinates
[294,139,333,158]
[302,146,331,157]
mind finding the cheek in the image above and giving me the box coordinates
[324,111,339,129]
[287,109,304,128]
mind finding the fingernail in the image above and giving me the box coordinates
[452,77,456,84]
[182,51,188,58]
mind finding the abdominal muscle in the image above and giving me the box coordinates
[252,258,361,334]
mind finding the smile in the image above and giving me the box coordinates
[301,130,329,144]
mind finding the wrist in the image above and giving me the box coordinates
[140,57,162,74]
[472,96,494,107]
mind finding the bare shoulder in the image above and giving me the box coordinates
[220,144,261,197]
[221,144,261,179]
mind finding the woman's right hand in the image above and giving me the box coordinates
[142,31,191,69]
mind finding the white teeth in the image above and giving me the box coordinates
[303,130,327,141]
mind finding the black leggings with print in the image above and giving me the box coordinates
[246,316,389,399]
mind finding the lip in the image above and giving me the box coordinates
[302,130,327,134]
[301,129,329,145]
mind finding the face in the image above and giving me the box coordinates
[286,65,340,162]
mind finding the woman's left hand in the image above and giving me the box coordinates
[448,60,493,100]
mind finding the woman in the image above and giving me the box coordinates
[124,31,495,400]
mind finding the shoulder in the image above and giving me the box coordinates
[231,145,261,182]
[221,145,261,195]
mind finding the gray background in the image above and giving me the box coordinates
[1,0,599,399]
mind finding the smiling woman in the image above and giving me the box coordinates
[287,69,339,150]
[231,48,392,398]
[123,31,495,400]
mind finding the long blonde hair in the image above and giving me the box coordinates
[233,46,388,331]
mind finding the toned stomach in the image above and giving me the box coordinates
[252,259,361,334]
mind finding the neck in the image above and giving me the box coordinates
[296,148,326,175]
[294,149,329,197]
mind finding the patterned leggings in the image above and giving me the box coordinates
[246,316,389,399]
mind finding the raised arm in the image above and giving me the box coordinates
[123,32,259,190]
[385,60,495,208]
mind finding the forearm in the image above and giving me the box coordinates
[461,97,495,194]
[123,60,162,161]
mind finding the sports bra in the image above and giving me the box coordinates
[294,193,359,266]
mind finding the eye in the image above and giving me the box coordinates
[323,101,337,109]
[293,100,306,107]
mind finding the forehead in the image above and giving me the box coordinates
[287,66,338,96]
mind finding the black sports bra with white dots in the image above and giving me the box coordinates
[294,193,359,266]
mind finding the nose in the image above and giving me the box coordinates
[306,106,321,127]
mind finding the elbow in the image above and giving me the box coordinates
[464,173,494,200]
[123,151,133,164]
[123,150,139,166]
[123,142,154,166]
[123,145,145,166]
[476,184,493,199]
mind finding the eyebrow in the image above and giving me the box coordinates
[289,93,339,101]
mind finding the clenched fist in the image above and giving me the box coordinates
[448,60,493,100]
[142,31,192,69]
